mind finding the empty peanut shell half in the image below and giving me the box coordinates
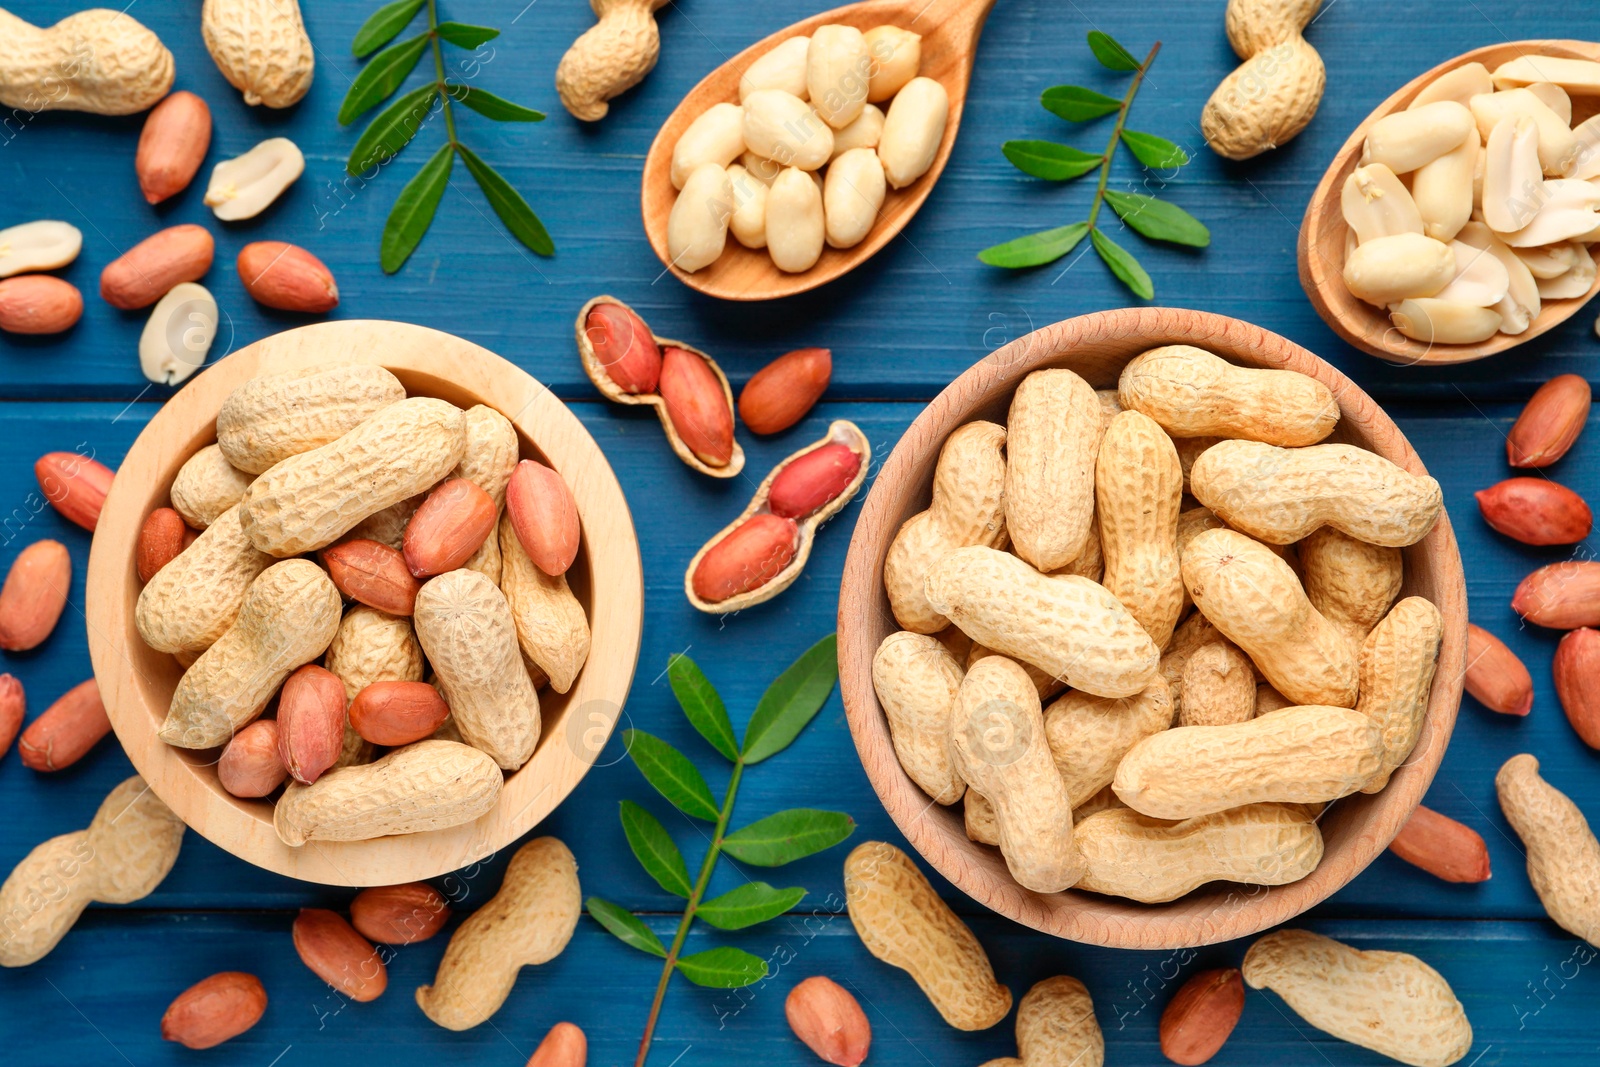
[575,294,744,478]
[685,420,870,613]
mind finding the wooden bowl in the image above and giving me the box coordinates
[85,321,644,886]
[837,307,1467,949]
[1300,39,1600,366]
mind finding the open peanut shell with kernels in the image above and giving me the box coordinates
[575,294,745,478]
[686,419,870,613]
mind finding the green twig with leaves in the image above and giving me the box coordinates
[978,31,1209,297]
[587,635,854,1067]
[342,0,553,273]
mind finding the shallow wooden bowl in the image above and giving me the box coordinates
[838,307,1467,949]
[1300,39,1600,366]
[85,321,644,886]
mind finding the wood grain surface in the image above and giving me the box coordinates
[3,0,1600,1063]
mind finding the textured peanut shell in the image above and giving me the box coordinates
[218,363,404,474]
[1051,517,1103,583]
[242,397,467,555]
[1191,440,1442,547]
[136,503,274,653]
[1496,754,1600,947]
[1160,610,1222,704]
[968,643,1065,701]
[169,444,253,529]
[1119,345,1337,446]
[325,606,424,768]
[451,404,518,582]
[1114,705,1383,820]
[1181,528,1357,707]
[925,546,1159,699]
[1299,526,1403,654]
[160,560,341,748]
[1044,677,1174,808]
[1242,929,1472,1067]
[1203,32,1324,160]
[1074,803,1323,903]
[1005,369,1100,571]
[872,631,965,805]
[950,657,1081,893]
[275,740,502,847]
[1177,641,1257,726]
[1256,683,1295,716]
[0,10,174,115]
[1174,435,1223,494]
[499,513,590,694]
[1358,597,1443,793]
[1009,977,1104,1067]
[344,496,422,551]
[1096,410,1183,648]
[416,837,580,1029]
[413,568,541,771]
[0,776,183,967]
[200,0,314,108]
[883,421,1007,633]
[967,783,1128,848]
[844,841,1011,1030]
[555,0,669,121]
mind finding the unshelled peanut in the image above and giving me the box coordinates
[1006,369,1101,572]
[1496,753,1600,946]
[871,631,965,805]
[1096,410,1184,647]
[1119,346,1337,446]
[218,363,406,474]
[984,977,1104,1067]
[498,511,591,694]
[1357,597,1443,793]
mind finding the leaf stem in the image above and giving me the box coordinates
[634,758,746,1067]
[425,0,458,146]
[1086,40,1161,232]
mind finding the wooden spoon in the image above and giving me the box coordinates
[641,0,997,302]
[1300,39,1600,366]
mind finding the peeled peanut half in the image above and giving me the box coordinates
[1524,82,1573,126]
[1492,55,1600,95]
[1513,241,1580,278]
[1499,178,1600,247]
[1390,298,1503,344]
[0,220,83,279]
[1342,165,1424,244]
[1469,89,1576,174]
[1564,114,1600,179]
[1433,239,1511,307]
[1537,242,1596,299]
[1481,117,1544,233]
[1411,63,1492,109]
[1456,221,1540,334]
[1343,233,1455,305]
[139,282,218,386]
[1362,101,1474,174]
[204,138,305,221]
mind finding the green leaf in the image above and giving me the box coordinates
[446,84,545,122]
[741,634,838,764]
[434,21,500,49]
[624,729,721,821]
[721,809,855,867]
[1104,191,1211,248]
[455,143,555,256]
[1040,85,1121,122]
[339,32,429,125]
[352,0,425,57]
[668,654,739,763]
[1120,129,1190,169]
[977,221,1090,269]
[1091,228,1154,299]
[695,883,806,930]
[380,142,453,274]
[1087,30,1140,71]
[675,946,769,988]
[619,800,693,897]
[349,83,438,175]
[586,896,667,957]
[1001,140,1102,181]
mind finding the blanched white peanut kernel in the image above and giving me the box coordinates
[0,220,83,278]
[743,90,834,171]
[1525,82,1573,126]
[1433,239,1511,307]
[878,77,948,189]
[204,138,305,221]
[1362,101,1473,174]
[726,164,768,249]
[1457,221,1541,334]
[824,147,886,249]
[1412,124,1478,241]
[740,151,781,185]
[1342,165,1424,243]
[1482,117,1543,234]
[667,163,733,272]
[671,103,745,190]
[1499,178,1600,247]
[739,35,810,101]
[1390,298,1503,343]
[1564,115,1600,180]
[139,282,218,386]
[807,24,870,130]
[1492,55,1600,95]
[1343,233,1455,305]
[766,166,825,272]
[1537,241,1596,299]
[1469,89,1576,174]
[831,103,885,158]
[1513,241,1580,278]
[1411,62,1492,109]
[863,25,921,103]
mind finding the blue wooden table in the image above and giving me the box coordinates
[4,0,1600,1062]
